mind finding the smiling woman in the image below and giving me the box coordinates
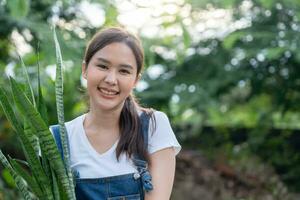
[82,42,138,112]
[50,27,181,200]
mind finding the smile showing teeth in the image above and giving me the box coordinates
[98,87,119,96]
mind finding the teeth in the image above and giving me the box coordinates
[99,88,118,95]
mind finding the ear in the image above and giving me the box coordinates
[134,73,141,87]
[82,62,87,79]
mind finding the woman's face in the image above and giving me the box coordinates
[82,42,139,112]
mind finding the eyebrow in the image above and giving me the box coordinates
[96,57,134,70]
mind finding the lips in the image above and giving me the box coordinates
[97,86,119,96]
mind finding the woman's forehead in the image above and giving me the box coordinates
[91,42,138,69]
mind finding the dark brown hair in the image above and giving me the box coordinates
[83,27,155,163]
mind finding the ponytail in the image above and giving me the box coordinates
[116,94,154,164]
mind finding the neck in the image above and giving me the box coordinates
[84,106,122,132]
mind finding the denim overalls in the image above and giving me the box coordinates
[50,112,153,200]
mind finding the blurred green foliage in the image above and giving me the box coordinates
[0,0,299,197]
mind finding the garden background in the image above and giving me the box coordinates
[0,0,299,199]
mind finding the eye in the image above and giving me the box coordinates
[120,69,131,74]
[97,64,108,69]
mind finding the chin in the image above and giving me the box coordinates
[96,102,124,112]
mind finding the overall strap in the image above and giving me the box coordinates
[132,111,154,192]
[140,111,150,148]
[49,124,66,162]
[50,125,80,179]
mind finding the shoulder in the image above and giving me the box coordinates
[65,115,82,126]
[64,114,86,136]
[147,110,181,155]
[152,110,169,122]
[139,109,169,123]
[149,110,172,132]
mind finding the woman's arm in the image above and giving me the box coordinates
[145,147,176,200]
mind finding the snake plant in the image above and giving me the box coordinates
[0,27,76,200]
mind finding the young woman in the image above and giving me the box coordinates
[53,27,181,200]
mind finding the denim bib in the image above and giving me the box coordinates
[50,112,153,200]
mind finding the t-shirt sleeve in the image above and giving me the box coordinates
[147,111,181,155]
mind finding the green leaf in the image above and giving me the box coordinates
[2,80,52,199]
[41,153,52,187]
[7,0,30,20]
[180,21,191,49]
[19,55,36,107]
[265,47,286,60]
[104,3,118,26]
[2,168,16,188]
[0,85,51,199]
[8,157,43,199]
[9,77,75,199]
[51,168,61,200]
[0,85,23,133]
[18,120,53,199]
[13,158,29,167]
[53,26,69,163]
[37,48,49,124]
[53,27,76,198]
[223,31,245,49]
[24,121,40,157]
[0,150,34,200]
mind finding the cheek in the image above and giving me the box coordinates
[121,79,137,92]
[86,67,103,80]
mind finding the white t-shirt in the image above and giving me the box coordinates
[64,111,181,178]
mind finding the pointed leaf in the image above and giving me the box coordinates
[19,120,53,199]
[19,55,36,107]
[0,150,34,200]
[53,27,75,198]
[37,47,49,124]
[180,21,191,49]
[24,121,40,157]
[5,79,53,199]
[10,77,75,199]
[0,85,23,133]
[21,123,53,199]
[41,153,52,185]
[8,157,43,198]
[51,168,61,200]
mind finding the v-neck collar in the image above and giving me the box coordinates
[79,114,119,158]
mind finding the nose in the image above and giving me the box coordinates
[104,70,117,85]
